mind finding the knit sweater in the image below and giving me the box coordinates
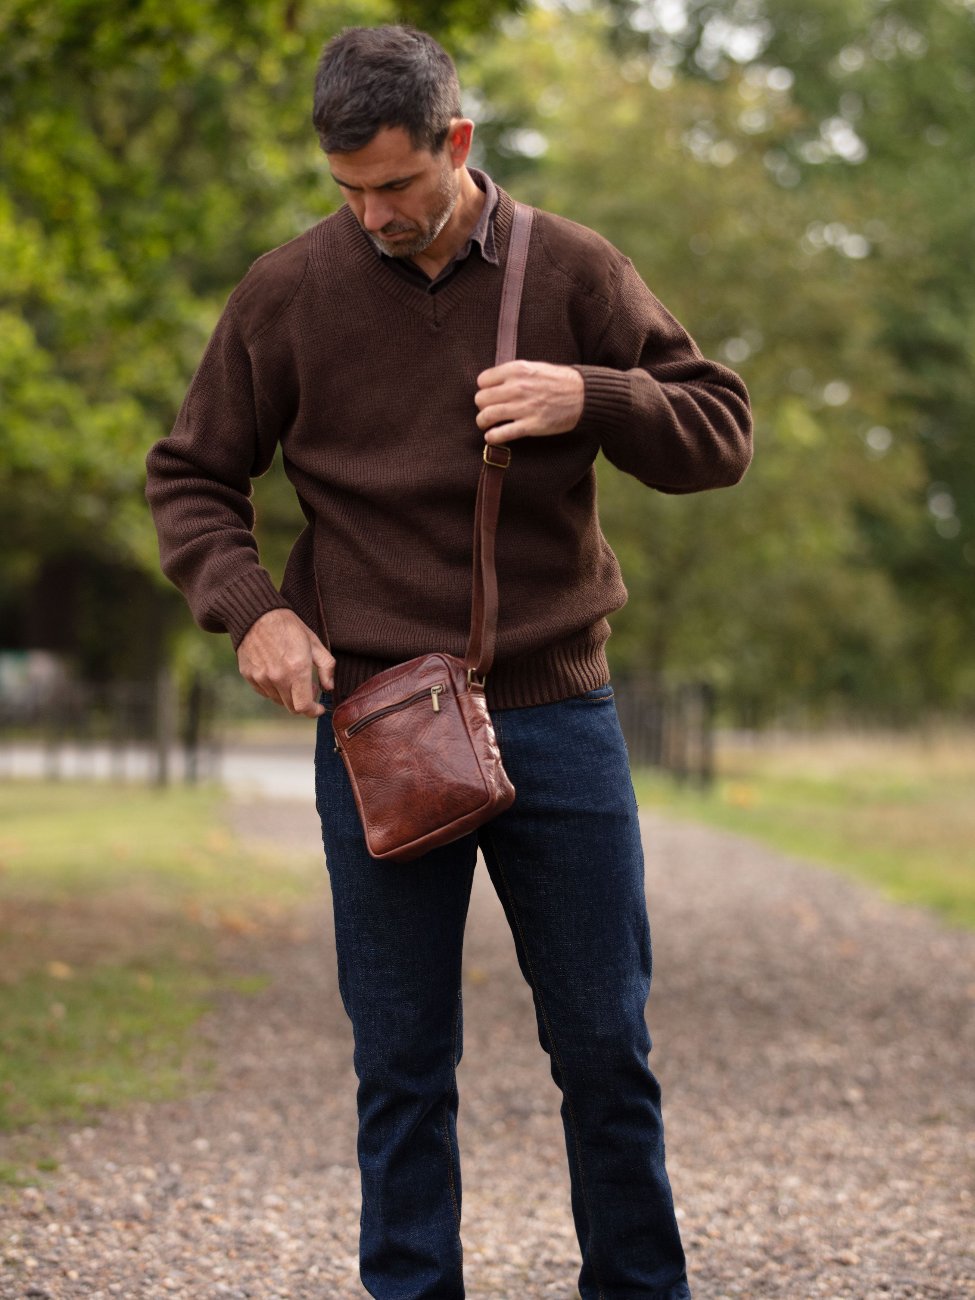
[144,186,752,709]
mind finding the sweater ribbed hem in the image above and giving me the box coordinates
[210,568,293,651]
[332,623,611,710]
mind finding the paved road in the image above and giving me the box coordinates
[0,740,317,799]
[1,800,972,1299]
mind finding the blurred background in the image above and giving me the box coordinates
[3,0,974,721]
[1,0,973,1168]
[4,0,975,724]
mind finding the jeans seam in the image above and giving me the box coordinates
[483,832,608,1300]
[442,992,462,1235]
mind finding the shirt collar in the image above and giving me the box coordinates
[374,167,500,288]
[454,168,500,268]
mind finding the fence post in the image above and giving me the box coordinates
[618,672,717,790]
[154,668,177,787]
[109,681,127,782]
[183,673,204,785]
[699,681,716,789]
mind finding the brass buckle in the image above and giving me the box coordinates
[467,668,486,688]
[483,444,511,468]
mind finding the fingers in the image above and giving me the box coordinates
[476,400,526,434]
[255,662,323,718]
[242,672,283,707]
[474,360,537,418]
[476,360,536,389]
[289,680,326,719]
[474,381,532,441]
[237,609,331,719]
[484,419,531,444]
[474,360,584,441]
[310,635,336,692]
[473,364,536,439]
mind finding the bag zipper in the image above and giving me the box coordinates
[345,683,445,737]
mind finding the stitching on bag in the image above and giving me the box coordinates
[481,831,608,1300]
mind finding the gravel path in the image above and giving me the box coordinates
[1,802,972,1300]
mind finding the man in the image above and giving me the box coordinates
[145,25,751,1300]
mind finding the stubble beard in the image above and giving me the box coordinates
[368,161,459,259]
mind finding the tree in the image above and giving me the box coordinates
[463,6,931,717]
[588,0,975,708]
[0,0,518,679]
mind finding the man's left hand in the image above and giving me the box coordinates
[475,361,584,444]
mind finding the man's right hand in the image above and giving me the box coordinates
[236,608,336,719]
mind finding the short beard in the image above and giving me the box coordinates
[368,161,459,259]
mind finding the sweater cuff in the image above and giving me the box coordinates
[210,568,293,651]
[572,364,635,439]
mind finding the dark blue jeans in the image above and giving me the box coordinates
[314,683,691,1300]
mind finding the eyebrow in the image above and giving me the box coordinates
[328,171,418,192]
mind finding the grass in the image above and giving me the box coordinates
[0,780,321,1182]
[0,955,257,1133]
[632,728,975,928]
[0,781,315,909]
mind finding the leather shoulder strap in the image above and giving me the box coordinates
[495,203,532,368]
[465,201,533,680]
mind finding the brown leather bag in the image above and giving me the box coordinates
[330,203,532,862]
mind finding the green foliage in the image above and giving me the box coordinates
[462,2,973,714]
[1,0,971,717]
[1,2,331,580]
[0,0,521,672]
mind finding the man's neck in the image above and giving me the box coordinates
[408,167,485,281]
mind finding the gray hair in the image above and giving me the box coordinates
[312,25,462,155]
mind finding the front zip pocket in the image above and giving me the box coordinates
[345,683,445,738]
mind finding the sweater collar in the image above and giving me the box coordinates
[323,188,519,325]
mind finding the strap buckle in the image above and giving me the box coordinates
[483,444,511,468]
[467,668,487,688]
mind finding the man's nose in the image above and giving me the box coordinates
[361,193,394,233]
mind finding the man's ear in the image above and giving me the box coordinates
[446,119,474,168]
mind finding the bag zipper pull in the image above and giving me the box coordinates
[431,685,444,713]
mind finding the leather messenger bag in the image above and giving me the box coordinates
[330,202,533,861]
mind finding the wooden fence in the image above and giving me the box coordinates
[0,671,219,786]
[613,677,716,788]
[0,672,715,789]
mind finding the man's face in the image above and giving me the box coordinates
[327,125,461,258]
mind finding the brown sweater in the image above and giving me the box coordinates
[144,186,752,708]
